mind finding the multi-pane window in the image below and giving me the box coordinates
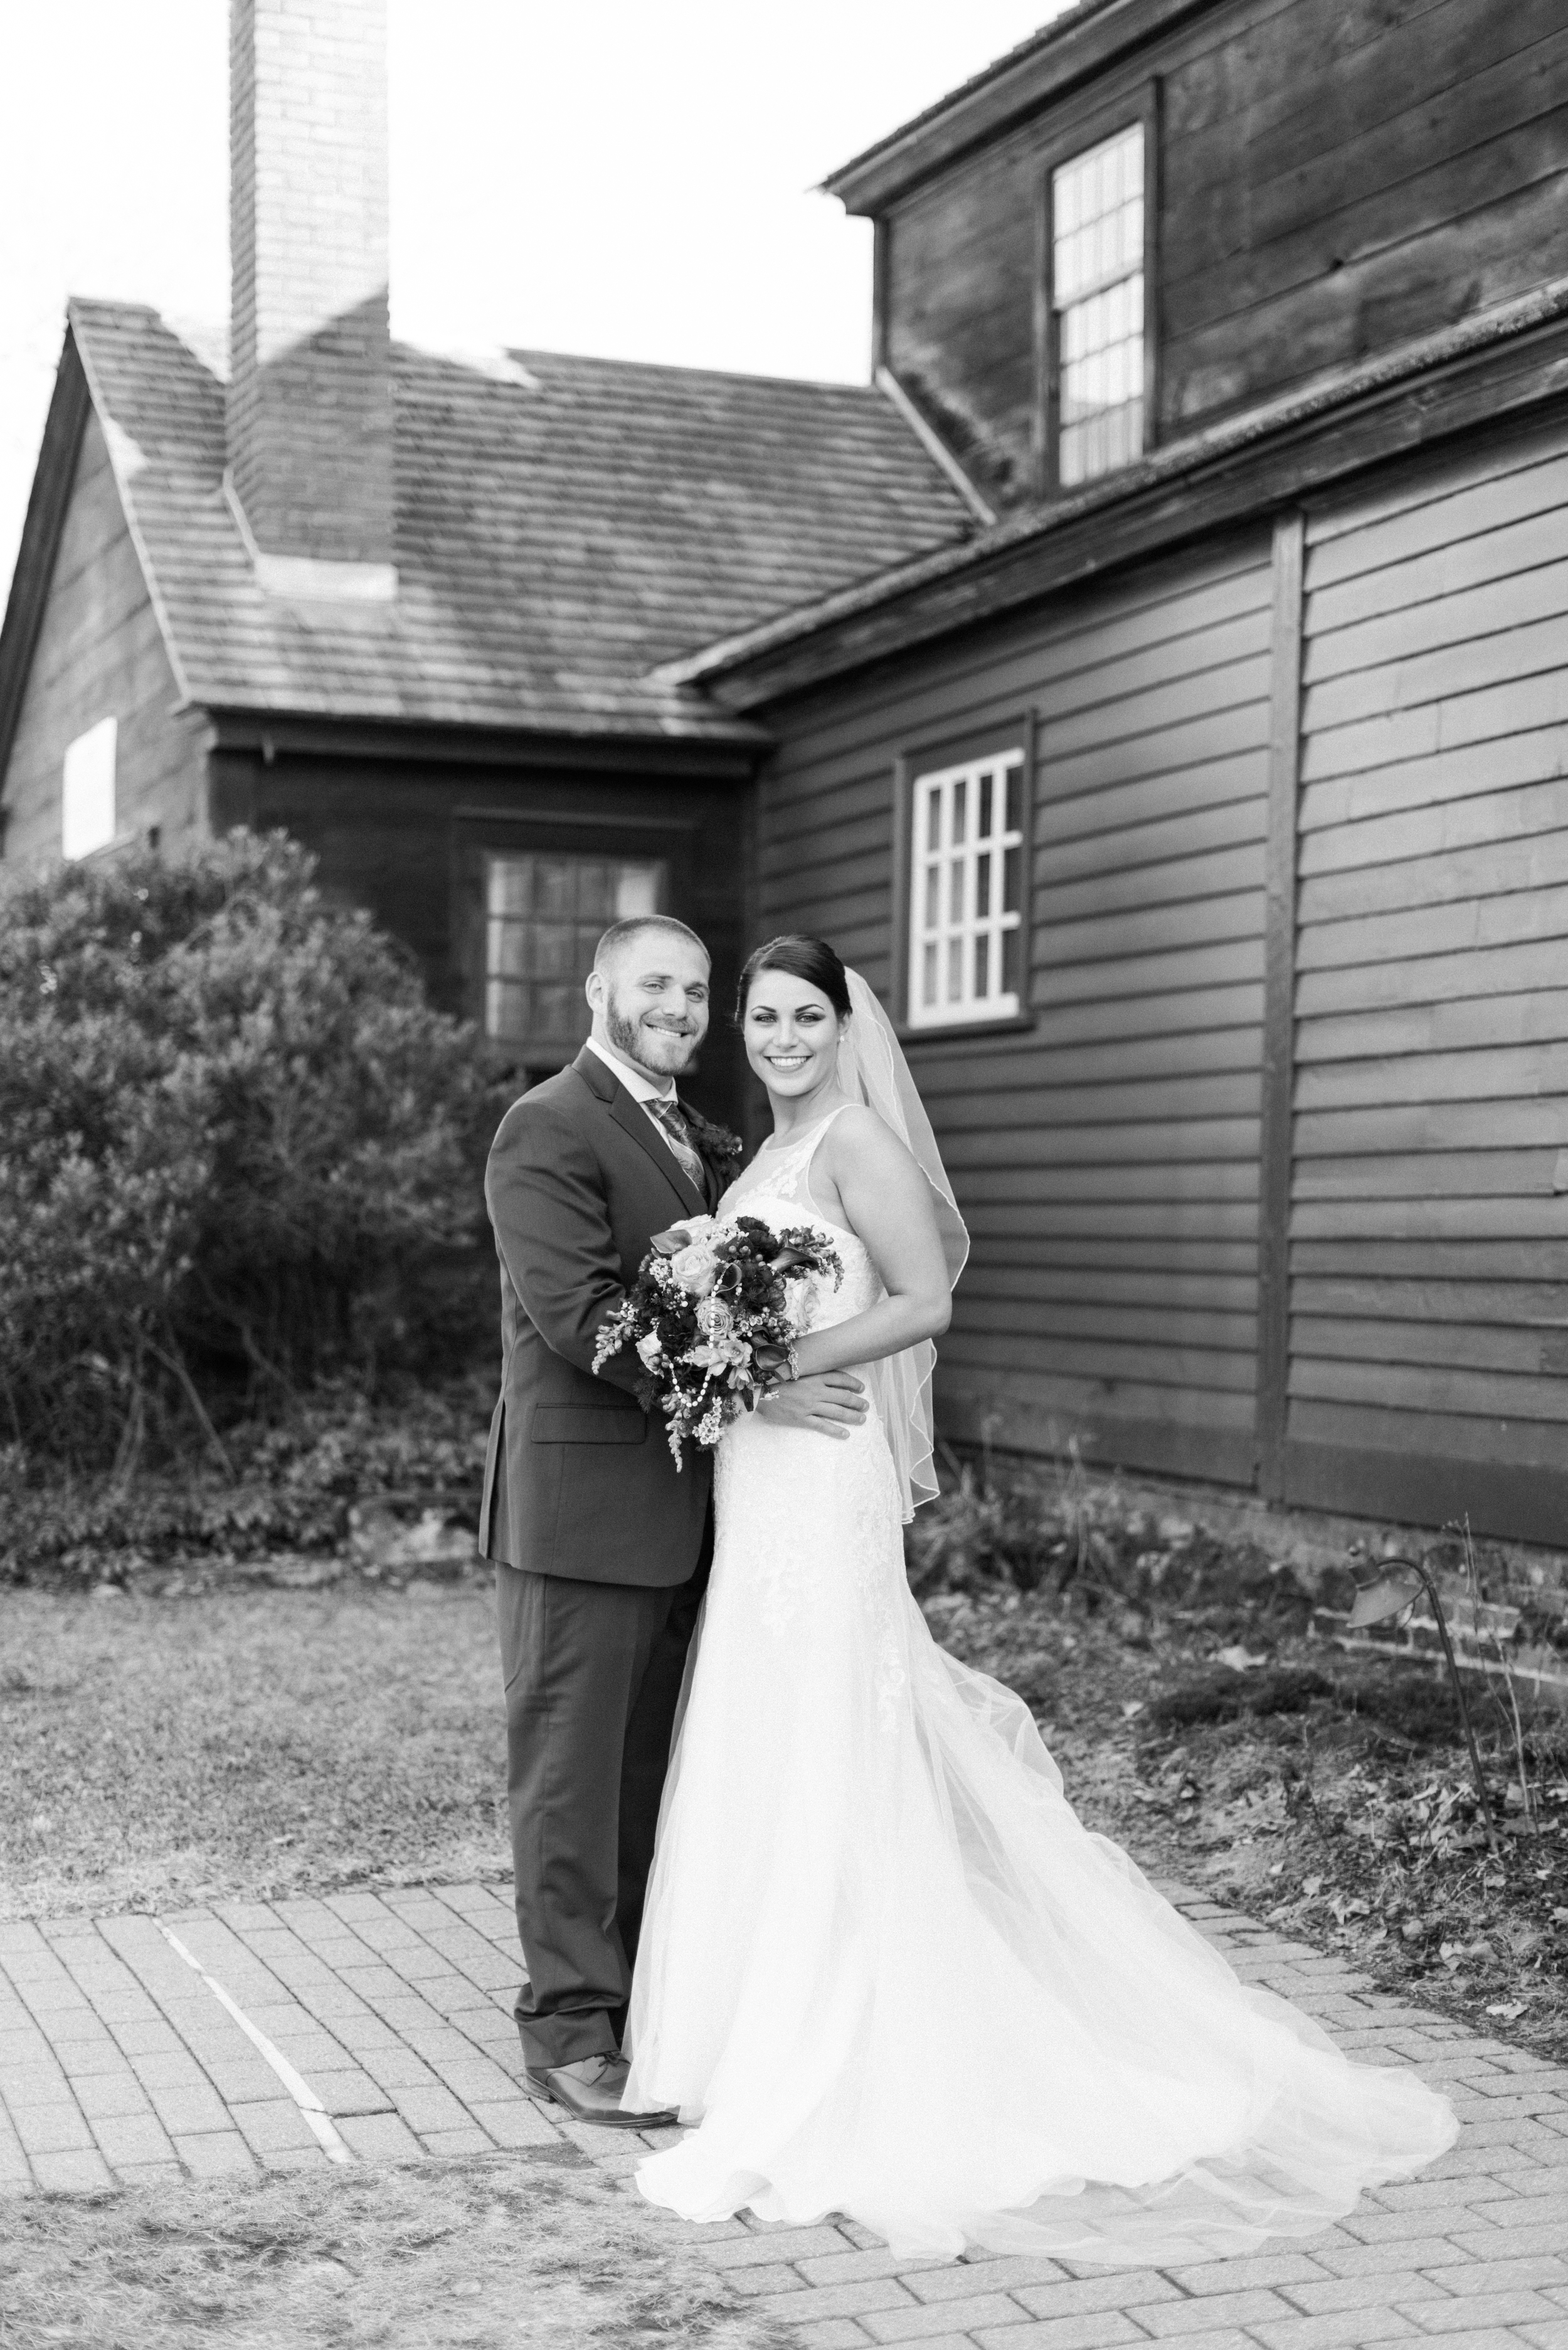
[907,750,1025,1030]
[485,852,664,1057]
[1051,121,1145,487]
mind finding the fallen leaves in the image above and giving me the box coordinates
[925,1580,1568,2065]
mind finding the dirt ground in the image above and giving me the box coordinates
[0,2148,787,2350]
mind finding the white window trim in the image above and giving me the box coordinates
[61,716,119,862]
[906,748,1025,1032]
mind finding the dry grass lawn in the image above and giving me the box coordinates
[1,1577,509,1920]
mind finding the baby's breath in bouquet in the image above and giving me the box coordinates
[593,1214,842,1467]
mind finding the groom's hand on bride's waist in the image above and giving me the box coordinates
[762,1370,869,1438]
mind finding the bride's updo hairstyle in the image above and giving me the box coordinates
[737,934,852,1022]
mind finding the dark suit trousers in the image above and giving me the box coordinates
[495,1523,711,2071]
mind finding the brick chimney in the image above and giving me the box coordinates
[226,0,396,598]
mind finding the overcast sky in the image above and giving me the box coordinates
[0,0,1070,607]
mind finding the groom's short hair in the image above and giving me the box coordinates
[594,916,709,974]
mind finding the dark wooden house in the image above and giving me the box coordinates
[5,0,1567,1545]
[0,0,973,1127]
[668,0,1568,1547]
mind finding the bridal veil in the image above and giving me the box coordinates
[835,969,969,1519]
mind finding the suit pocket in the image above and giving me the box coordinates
[530,1405,647,1445]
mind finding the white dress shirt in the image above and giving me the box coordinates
[585,1034,676,1105]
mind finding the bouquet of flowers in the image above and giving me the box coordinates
[592,1213,842,1467]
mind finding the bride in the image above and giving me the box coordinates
[622,933,1455,2263]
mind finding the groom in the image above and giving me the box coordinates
[480,914,867,2125]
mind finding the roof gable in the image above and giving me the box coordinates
[51,300,973,743]
[823,0,1191,215]
[0,333,95,787]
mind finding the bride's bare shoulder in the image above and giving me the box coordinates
[823,1101,916,1178]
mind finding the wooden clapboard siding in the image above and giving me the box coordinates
[1303,413,1568,566]
[1291,1398,1568,1473]
[963,1263,1259,1309]
[1303,671,1568,797]
[1293,1238,1568,1279]
[1298,992,1568,1063]
[958,1199,1261,1238]
[1295,1151,1557,1199]
[1301,815,1568,918]
[1286,410,1568,1542]
[1299,885,1568,976]
[3,410,208,861]
[919,1024,1262,1095]
[1297,938,1568,1019]
[1293,1196,1568,1240]
[761,551,1274,822]
[941,1119,1261,1168]
[1306,558,1568,686]
[1293,1316,1568,1382]
[1300,727,1568,842]
[872,0,1568,504]
[1298,1041,1567,1109]
[1295,1275,1568,1324]
[1295,1358,1568,1422]
[757,532,1274,1487]
[942,1371,1258,1486]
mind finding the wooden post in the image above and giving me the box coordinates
[1257,509,1304,1500]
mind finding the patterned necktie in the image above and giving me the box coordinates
[645,1097,705,1195]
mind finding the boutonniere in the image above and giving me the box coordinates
[681,1106,744,1176]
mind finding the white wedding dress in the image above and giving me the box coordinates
[623,1109,1456,2262]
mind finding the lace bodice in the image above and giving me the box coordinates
[718,1109,881,1335]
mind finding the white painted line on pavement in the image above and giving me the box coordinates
[156,1922,354,2164]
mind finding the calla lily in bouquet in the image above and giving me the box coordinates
[593,1213,842,1467]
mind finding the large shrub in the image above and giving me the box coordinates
[0,832,492,1471]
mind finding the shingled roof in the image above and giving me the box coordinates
[65,298,973,743]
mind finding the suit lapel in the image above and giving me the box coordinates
[574,1048,709,1221]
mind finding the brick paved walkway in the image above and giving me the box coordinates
[3,1881,1566,2350]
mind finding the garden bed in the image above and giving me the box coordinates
[0,1376,492,1593]
[915,1464,1568,2066]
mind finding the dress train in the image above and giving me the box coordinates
[623,1124,1455,2262]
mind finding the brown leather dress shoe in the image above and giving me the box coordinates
[524,2051,677,2130]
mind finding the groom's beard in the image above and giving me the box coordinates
[603,992,703,1082]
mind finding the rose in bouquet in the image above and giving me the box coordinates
[592,1213,842,1467]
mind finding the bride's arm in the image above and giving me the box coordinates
[787,1107,953,1378]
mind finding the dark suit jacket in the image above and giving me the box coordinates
[479,1046,718,1587]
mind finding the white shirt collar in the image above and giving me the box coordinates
[585,1034,677,1104]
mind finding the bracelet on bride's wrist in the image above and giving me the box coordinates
[755,1345,799,1405]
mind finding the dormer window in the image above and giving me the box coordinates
[1049,121,1147,487]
